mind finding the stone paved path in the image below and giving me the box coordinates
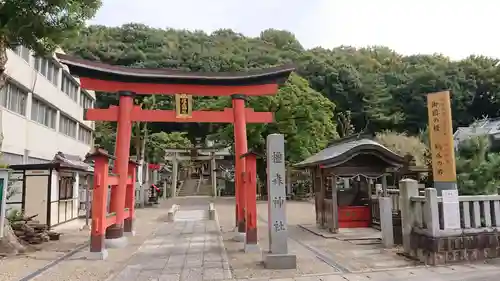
[109,205,231,281]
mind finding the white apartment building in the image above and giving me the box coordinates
[0,46,95,164]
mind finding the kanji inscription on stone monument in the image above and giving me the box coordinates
[266,134,288,254]
[272,173,284,186]
[264,134,296,269]
[272,196,284,209]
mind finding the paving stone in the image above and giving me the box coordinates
[341,274,371,281]
[387,269,422,278]
[202,267,225,280]
[447,264,477,273]
[108,207,230,281]
[111,265,142,281]
[317,274,350,281]
[363,271,394,280]
[203,261,223,268]
[136,269,163,281]
[295,276,335,281]
[158,273,181,281]
[162,266,183,274]
[430,266,457,274]
[181,268,203,281]
[467,263,500,270]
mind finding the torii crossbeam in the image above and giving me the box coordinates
[86,106,274,123]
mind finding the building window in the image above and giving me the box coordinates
[31,97,57,129]
[13,46,30,62]
[59,176,74,200]
[59,114,77,138]
[34,57,59,85]
[78,126,92,145]
[27,157,49,164]
[0,152,24,165]
[79,92,93,109]
[0,81,27,115]
[61,74,78,102]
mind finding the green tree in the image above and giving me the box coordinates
[146,132,192,163]
[456,136,500,195]
[60,24,500,168]
[0,0,101,87]
[375,131,429,167]
[93,121,116,153]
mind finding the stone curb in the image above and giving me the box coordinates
[214,205,233,280]
[166,204,180,222]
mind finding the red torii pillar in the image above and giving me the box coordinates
[232,94,248,238]
[106,92,135,243]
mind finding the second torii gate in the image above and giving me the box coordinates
[57,53,294,254]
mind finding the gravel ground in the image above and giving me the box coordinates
[0,200,176,281]
[214,198,422,280]
[216,198,340,280]
[0,219,90,281]
[29,198,210,281]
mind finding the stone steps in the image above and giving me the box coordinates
[177,178,213,197]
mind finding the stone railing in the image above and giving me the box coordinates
[398,179,500,265]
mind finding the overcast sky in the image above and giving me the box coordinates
[90,0,499,60]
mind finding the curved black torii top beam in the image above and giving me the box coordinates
[56,53,296,87]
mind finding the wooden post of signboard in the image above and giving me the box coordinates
[426,91,460,230]
[426,90,457,194]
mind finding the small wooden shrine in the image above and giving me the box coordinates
[295,134,405,232]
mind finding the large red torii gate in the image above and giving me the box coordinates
[57,54,294,255]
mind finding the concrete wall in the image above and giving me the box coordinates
[1,47,95,162]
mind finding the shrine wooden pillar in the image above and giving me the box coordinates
[106,91,134,244]
[232,94,248,236]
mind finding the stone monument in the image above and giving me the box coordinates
[263,134,297,269]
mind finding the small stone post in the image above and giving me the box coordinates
[172,153,178,198]
[211,153,217,197]
[424,188,440,236]
[378,196,394,247]
[0,169,9,238]
[399,178,419,254]
[263,134,297,269]
[83,174,91,230]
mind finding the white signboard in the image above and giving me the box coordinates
[442,189,460,229]
[266,134,289,254]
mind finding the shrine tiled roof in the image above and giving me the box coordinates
[294,135,405,168]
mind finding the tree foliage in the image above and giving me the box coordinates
[60,24,500,167]
[456,136,500,195]
[0,1,101,52]
[375,131,429,167]
[0,0,101,79]
[146,132,192,163]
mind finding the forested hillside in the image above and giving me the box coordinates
[61,23,500,163]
